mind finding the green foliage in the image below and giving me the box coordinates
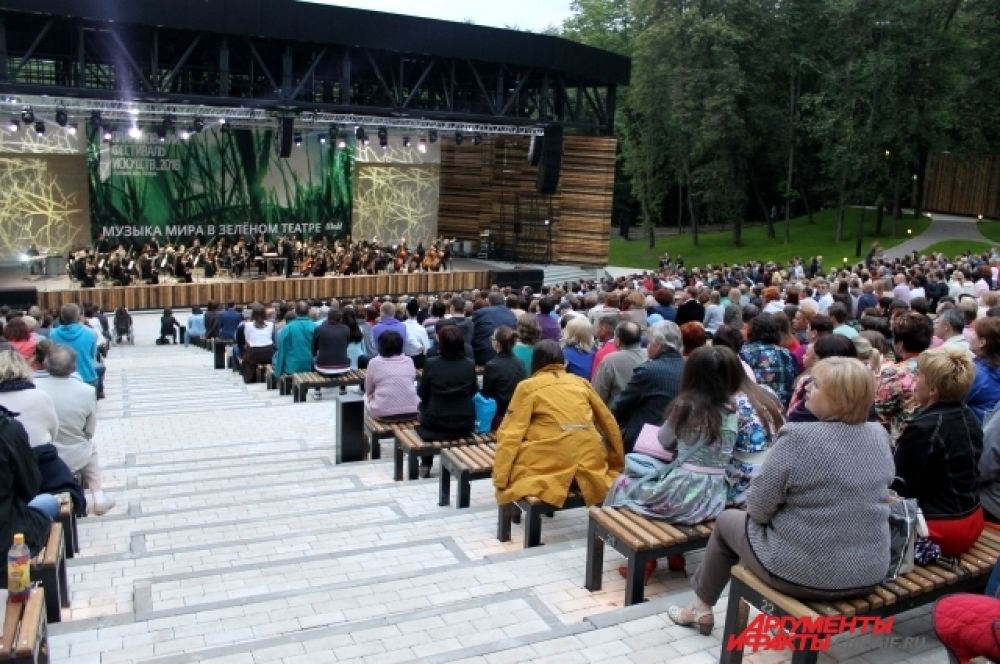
[557,0,1000,248]
[976,220,1000,242]
[608,208,931,268]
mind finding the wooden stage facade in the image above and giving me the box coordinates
[36,270,492,311]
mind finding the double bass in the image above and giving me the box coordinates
[393,239,407,272]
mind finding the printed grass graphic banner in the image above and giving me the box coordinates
[89,127,353,244]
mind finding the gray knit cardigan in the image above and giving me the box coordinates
[746,421,894,593]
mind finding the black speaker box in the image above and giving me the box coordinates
[0,287,38,308]
[536,124,563,195]
[488,269,544,292]
[528,135,543,166]
[278,117,294,158]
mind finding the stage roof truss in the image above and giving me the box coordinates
[0,4,626,135]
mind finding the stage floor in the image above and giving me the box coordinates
[0,257,500,292]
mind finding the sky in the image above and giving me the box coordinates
[296,0,574,33]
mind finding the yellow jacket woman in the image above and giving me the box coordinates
[493,340,625,507]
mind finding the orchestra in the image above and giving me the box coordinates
[59,233,456,288]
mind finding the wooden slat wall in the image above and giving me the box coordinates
[924,153,1000,217]
[37,271,491,311]
[438,135,617,266]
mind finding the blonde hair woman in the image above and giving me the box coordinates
[0,350,57,448]
[670,357,893,634]
[561,317,596,379]
[892,347,983,556]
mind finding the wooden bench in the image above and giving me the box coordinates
[720,528,1000,664]
[393,429,496,481]
[364,415,419,461]
[584,506,715,606]
[290,370,366,402]
[0,589,48,664]
[439,444,497,508]
[498,491,588,549]
[55,494,78,559]
[31,524,68,624]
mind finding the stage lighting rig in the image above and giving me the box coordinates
[6,118,17,132]
[21,107,34,124]
[428,129,438,143]
[55,107,68,127]
[192,117,205,133]
[89,111,102,131]
[455,131,464,146]
[377,126,388,149]
[33,121,45,134]
[402,136,411,148]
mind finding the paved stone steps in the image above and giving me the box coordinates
[48,313,948,664]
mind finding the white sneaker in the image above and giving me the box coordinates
[93,495,116,516]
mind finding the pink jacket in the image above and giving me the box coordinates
[364,354,419,418]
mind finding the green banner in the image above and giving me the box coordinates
[88,127,352,245]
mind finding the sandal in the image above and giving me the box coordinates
[667,605,715,636]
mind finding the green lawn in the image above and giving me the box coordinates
[609,208,931,269]
[920,240,994,257]
[977,220,1000,242]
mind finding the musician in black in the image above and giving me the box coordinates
[280,236,294,278]
[94,233,111,254]
[174,252,193,283]
[139,252,158,284]
[25,244,40,275]
[76,254,95,288]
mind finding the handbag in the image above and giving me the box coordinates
[633,423,675,462]
[885,492,926,581]
[473,393,497,434]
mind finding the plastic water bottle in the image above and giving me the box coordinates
[7,533,30,603]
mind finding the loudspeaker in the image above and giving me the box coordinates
[528,134,543,166]
[0,287,38,308]
[488,269,544,292]
[278,117,294,158]
[536,124,563,195]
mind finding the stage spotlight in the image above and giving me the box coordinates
[6,118,18,132]
[193,117,205,133]
[218,118,227,125]
[355,126,366,143]
[472,133,482,146]
[294,132,302,146]
[103,126,113,141]
[66,124,77,136]
[418,139,427,154]
[319,135,327,144]
[377,126,388,149]
[179,129,191,140]
[55,107,68,127]
[33,121,45,134]
[455,131,464,146]
[157,116,174,140]
[89,111,102,130]
[428,129,438,143]
[128,125,142,139]
[21,107,34,124]
[336,137,347,149]
[402,136,411,148]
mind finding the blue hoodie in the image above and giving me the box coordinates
[49,323,99,384]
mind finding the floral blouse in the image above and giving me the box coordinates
[725,391,777,505]
[739,342,797,408]
[875,357,919,443]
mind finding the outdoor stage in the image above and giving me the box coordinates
[0,260,496,311]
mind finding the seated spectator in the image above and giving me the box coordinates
[4,317,36,365]
[561,317,596,379]
[611,321,685,452]
[158,308,180,344]
[513,313,540,375]
[936,308,971,354]
[648,288,676,322]
[876,311,933,442]
[416,326,478,477]
[402,299,431,369]
[669,357,893,634]
[0,405,56,556]
[739,314,798,408]
[472,291,517,365]
[893,347,983,557]
[342,308,371,369]
[606,347,742,527]
[0,350,57,448]
[238,304,275,384]
[727,372,785,507]
[113,306,132,344]
[703,292,725,335]
[590,315,622,378]
[184,307,205,347]
[217,301,242,341]
[49,303,100,393]
[786,335,867,422]
[967,316,1000,423]
[364,330,419,421]
[34,345,114,515]
[680,321,707,357]
[829,302,858,339]
[712,325,755,383]
[592,321,646,405]
[493,340,623,509]
[980,405,1000,523]
[312,307,350,379]
[273,300,315,377]
[481,326,526,428]
[536,297,561,342]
